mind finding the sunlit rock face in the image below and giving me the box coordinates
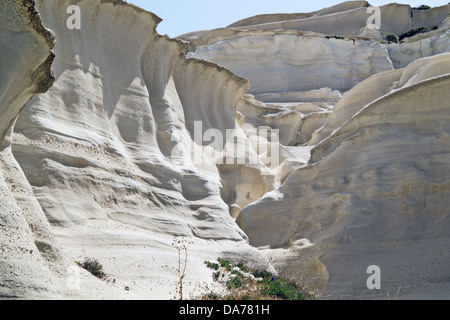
[188,31,394,94]
[2,0,450,300]
[182,2,450,299]
[238,53,450,299]
[0,0,61,299]
[13,0,247,242]
[9,0,273,300]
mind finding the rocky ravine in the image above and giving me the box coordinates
[183,1,450,299]
[1,0,449,300]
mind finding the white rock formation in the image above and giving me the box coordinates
[14,0,246,242]
[187,30,394,94]
[238,53,450,299]
[4,0,273,300]
[223,2,450,39]
[0,0,62,299]
[2,0,449,300]
[183,1,450,299]
[387,28,450,68]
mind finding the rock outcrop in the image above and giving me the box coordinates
[238,53,450,299]
[182,2,450,299]
[2,0,449,300]
[0,0,62,299]
[4,0,272,300]
[187,30,393,94]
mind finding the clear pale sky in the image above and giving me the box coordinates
[127,0,449,37]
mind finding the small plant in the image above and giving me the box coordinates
[231,269,244,277]
[217,258,233,271]
[204,260,219,271]
[227,276,244,290]
[76,258,106,279]
[202,258,314,300]
[262,277,305,300]
[205,292,220,300]
[236,262,249,273]
[385,33,399,43]
[412,5,432,10]
[399,26,429,40]
[172,237,191,300]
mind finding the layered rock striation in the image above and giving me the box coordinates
[238,53,450,298]
[0,0,62,299]
[5,0,273,299]
[183,2,450,299]
[2,0,449,300]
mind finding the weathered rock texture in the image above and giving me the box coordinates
[0,0,62,299]
[1,0,449,300]
[188,31,393,94]
[239,53,450,299]
[4,0,272,300]
[183,2,450,299]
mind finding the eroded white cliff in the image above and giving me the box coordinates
[2,0,449,300]
[0,0,62,299]
[238,53,450,299]
[183,2,450,299]
[10,0,274,299]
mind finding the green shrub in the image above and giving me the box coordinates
[385,33,399,43]
[262,278,305,300]
[77,258,106,279]
[236,262,249,273]
[213,271,221,281]
[399,26,430,40]
[217,258,233,271]
[412,5,432,10]
[231,269,244,277]
[252,268,275,280]
[201,258,314,300]
[205,292,220,300]
[227,276,244,289]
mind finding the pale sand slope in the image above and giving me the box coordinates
[238,53,450,299]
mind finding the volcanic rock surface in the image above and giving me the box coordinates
[1,0,449,299]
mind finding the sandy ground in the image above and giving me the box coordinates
[52,219,268,300]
